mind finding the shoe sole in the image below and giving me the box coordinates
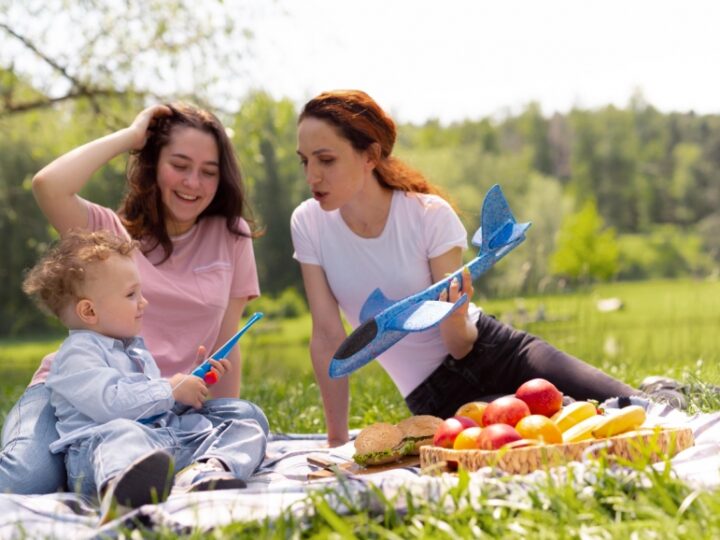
[113,450,176,507]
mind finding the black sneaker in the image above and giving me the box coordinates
[639,376,688,410]
[99,449,175,525]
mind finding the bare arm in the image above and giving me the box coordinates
[430,247,478,359]
[207,297,249,399]
[300,263,350,447]
[31,105,171,235]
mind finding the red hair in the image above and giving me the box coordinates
[299,90,446,198]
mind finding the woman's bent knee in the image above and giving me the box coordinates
[0,384,66,494]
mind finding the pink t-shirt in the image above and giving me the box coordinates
[30,202,260,385]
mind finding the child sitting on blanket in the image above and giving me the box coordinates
[22,230,266,522]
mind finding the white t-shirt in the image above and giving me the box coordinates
[291,190,470,396]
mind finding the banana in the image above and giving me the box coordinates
[552,401,598,432]
[562,414,606,443]
[591,405,647,439]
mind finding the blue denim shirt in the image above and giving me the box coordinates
[46,330,175,452]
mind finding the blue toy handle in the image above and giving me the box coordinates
[191,312,264,383]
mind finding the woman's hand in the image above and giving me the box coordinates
[430,249,478,359]
[439,267,474,320]
[127,104,173,151]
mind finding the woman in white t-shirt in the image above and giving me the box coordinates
[291,90,638,447]
[1,104,268,494]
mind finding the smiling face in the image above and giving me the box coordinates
[79,254,147,339]
[296,117,376,211]
[156,126,220,235]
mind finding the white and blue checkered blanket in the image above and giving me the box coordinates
[2,401,719,538]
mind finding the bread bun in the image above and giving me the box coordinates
[353,422,405,466]
[396,415,443,454]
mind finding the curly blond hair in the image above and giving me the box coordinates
[22,230,136,318]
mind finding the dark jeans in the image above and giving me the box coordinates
[405,313,637,419]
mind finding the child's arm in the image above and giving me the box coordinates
[46,339,176,424]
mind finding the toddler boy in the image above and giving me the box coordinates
[22,230,266,521]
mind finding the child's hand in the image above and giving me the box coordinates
[169,373,208,409]
[207,358,231,379]
[191,346,230,384]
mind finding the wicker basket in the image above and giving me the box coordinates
[420,426,694,475]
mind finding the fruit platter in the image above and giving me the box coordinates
[418,378,694,475]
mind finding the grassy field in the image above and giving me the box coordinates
[1,278,719,537]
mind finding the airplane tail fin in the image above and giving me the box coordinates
[471,184,531,253]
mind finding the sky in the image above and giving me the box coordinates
[241,0,720,124]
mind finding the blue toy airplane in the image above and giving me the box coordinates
[328,184,531,379]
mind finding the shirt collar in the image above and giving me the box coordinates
[67,329,146,352]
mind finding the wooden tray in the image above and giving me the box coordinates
[307,454,420,480]
[420,426,694,475]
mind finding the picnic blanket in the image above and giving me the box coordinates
[2,399,719,539]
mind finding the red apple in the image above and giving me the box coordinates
[432,417,469,448]
[476,423,522,450]
[515,378,563,417]
[452,415,479,429]
[482,396,531,427]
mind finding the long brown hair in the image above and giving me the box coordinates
[299,90,445,198]
[121,102,257,263]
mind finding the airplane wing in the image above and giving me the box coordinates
[387,296,467,332]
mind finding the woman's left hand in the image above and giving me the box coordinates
[439,267,474,318]
[438,267,477,358]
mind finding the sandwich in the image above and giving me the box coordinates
[353,422,408,466]
[353,415,443,466]
[396,415,444,454]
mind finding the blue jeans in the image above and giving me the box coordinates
[67,414,267,498]
[0,384,66,494]
[0,383,269,495]
[197,397,270,436]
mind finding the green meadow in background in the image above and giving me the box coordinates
[4,279,717,432]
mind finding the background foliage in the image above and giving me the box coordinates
[2,5,719,336]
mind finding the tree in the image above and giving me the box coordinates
[568,107,641,232]
[0,0,260,117]
[0,135,59,334]
[517,102,553,176]
[550,199,619,284]
[232,92,304,295]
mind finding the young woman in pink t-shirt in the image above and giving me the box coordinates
[0,104,268,495]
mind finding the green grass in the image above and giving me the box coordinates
[2,278,720,537]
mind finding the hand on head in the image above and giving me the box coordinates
[128,104,173,151]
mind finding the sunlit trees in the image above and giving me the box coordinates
[550,199,619,284]
[0,0,259,117]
